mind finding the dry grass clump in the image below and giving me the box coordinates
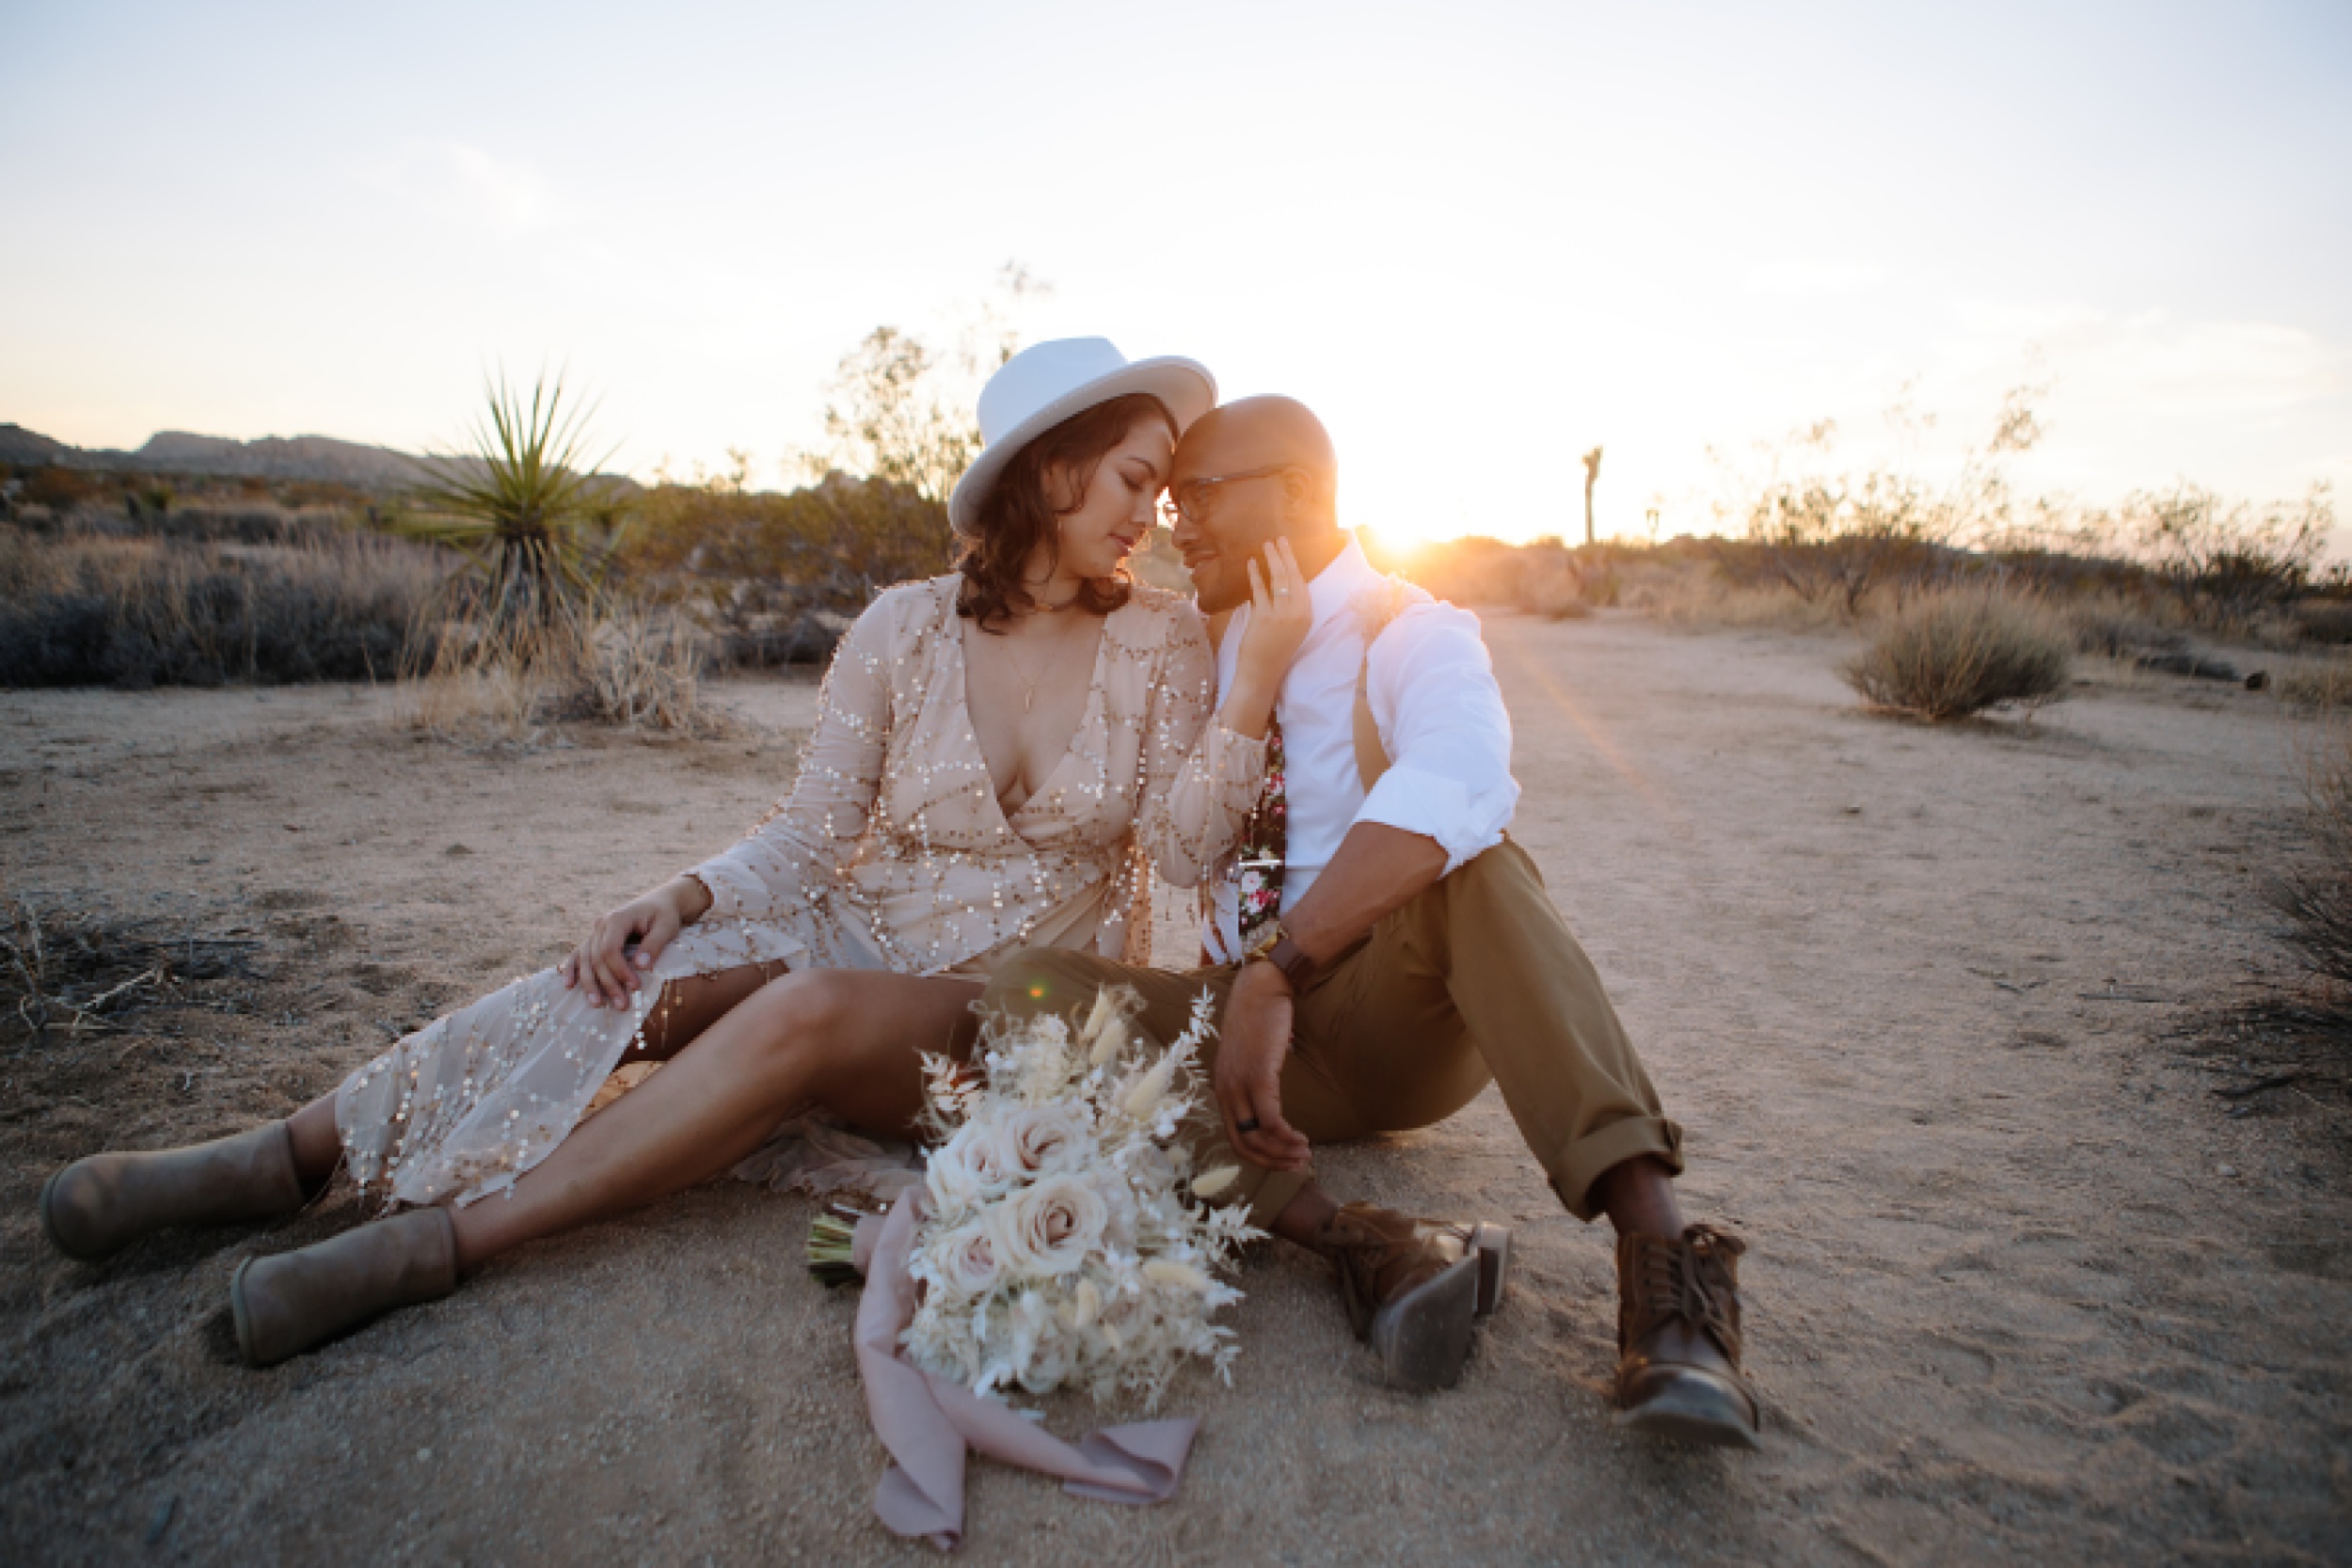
[564,611,725,733]
[2273,656,2352,710]
[1842,589,2073,720]
[2059,591,2188,659]
[2272,725,2352,1009]
[2,892,261,1050]
[405,604,727,747]
[0,526,448,688]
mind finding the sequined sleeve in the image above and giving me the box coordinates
[1132,604,1266,889]
[684,596,896,922]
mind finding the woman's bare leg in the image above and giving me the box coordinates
[447,970,983,1271]
[280,965,781,1186]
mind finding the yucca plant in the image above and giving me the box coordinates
[402,373,626,636]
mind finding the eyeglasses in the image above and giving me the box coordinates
[1156,465,1301,529]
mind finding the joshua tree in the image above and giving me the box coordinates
[403,373,624,636]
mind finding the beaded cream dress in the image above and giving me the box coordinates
[336,576,1264,1209]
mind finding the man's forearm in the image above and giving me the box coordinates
[1282,822,1449,965]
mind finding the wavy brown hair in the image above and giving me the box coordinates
[957,391,1177,631]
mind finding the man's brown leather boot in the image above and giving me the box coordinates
[40,1122,309,1261]
[1613,1225,1761,1449]
[231,1208,457,1367]
[1314,1203,1511,1391]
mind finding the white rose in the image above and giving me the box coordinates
[932,1222,1002,1298]
[991,1173,1109,1277]
[930,1118,1015,1212]
[1005,1103,1088,1179]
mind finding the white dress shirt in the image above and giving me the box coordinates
[1202,534,1519,961]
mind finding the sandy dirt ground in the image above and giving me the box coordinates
[3,615,2346,1566]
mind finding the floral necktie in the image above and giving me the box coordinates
[1234,717,1287,951]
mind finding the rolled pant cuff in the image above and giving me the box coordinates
[1549,1116,1685,1223]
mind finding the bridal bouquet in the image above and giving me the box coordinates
[818,987,1257,1408]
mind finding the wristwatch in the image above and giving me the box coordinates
[1242,919,1318,990]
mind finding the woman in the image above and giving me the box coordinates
[39,337,1313,1365]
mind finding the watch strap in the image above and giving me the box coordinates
[1266,935,1317,990]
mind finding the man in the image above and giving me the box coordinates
[982,397,1759,1447]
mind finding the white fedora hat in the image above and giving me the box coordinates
[947,337,1216,536]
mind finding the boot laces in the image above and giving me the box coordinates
[1626,1225,1744,1365]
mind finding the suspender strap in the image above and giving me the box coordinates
[1353,649,1391,793]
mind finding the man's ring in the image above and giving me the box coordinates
[1235,1117,1262,1134]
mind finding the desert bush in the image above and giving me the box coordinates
[2125,481,2332,626]
[0,526,450,688]
[563,610,727,735]
[2290,599,2352,647]
[2272,724,2352,1001]
[1842,589,2073,720]
[620,472,950,665]
[2059,592,2188,659]
[405,602,726,745]
[2274,657,2352,710]
[1713,387,2048,617]
[20,466,102,514]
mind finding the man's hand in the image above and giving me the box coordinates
[1214,961,1311,1170]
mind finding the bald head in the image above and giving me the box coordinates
[1168,395,1343,612]
[1180,395,1337,491]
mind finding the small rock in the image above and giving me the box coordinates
[145,1497,175,1546]
[1843,805,1863,816]
[444,844,472,857]
[416,1447,433,1463]
[2245,671,2268,691]
[2216,1164,2238,1178]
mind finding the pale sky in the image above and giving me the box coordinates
[4,1,2347,547]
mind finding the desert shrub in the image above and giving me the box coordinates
[2060,591,2188,658]
[2275,657,2352,710]
[2291,599,2352,647]
[619,472,950,665]
[1842,589,2073,720]
[563,610,727,735]
[0,526,450,688]
[2272,725,2352,1002]
[2125,481,2332,626]
[405,602,726,745]
[20,466,103,515]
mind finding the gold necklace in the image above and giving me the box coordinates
[1002,585,1091,714]
[1001,638,1048,713]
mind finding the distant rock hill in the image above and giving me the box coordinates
[2,424,435,488]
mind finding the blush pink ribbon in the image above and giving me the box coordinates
[850,1193,1199,1550]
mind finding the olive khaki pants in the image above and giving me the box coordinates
[980,838,1682,1227]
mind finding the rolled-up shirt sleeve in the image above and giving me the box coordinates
[1352,603,1518,872]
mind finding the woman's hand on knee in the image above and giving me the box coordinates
[559,882,694,1007]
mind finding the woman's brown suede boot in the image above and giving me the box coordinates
[1313,1203,1512,1391]
[231,1208,457,1367]
[39,1122,310,1261]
